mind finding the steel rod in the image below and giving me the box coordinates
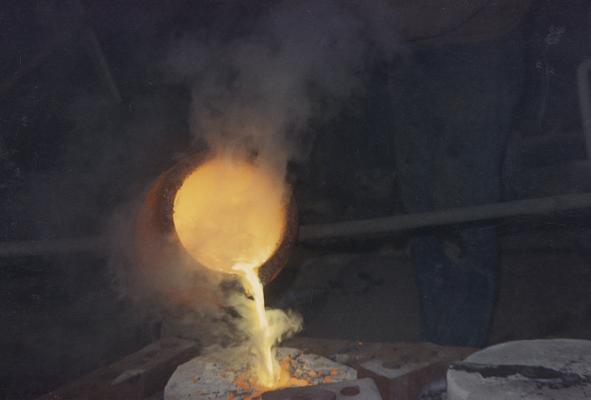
[85,28,122,102]
[298,192,591,241]
[2,193,591,257]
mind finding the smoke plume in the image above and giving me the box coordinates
[169,0,401,173]
[114,0,402,349]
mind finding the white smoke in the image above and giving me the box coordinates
[145,0,404,367]
[169,0,401,173]
[115,0,403,348]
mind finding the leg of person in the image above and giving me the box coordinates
[391,31,524,347]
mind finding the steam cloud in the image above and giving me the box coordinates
[3,1,402,395]
[169,0,400,173]
[117,0,402,348]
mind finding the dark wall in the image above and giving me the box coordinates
[1,1,590,398]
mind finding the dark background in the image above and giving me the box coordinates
[1,1,591,398]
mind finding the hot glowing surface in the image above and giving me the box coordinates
[173,157,286,274]
[173,156,290,388]
[234,262,280,386]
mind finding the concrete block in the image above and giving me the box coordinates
[36,336,199,400]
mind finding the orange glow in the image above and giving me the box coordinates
[173,156,287,274]
[172,155,293,388]
[232,359,314,400]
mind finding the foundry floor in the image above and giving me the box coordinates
[3,235,591,398]
[268,238,591,344]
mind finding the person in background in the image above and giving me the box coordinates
[386,0,532,347]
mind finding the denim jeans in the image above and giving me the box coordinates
[390,32,524,347]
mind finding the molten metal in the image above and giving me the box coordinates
[172,155,293,388]
[233,262,280,386]
[173,156,287,274]
[164,347,358,400]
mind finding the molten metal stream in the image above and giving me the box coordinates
[173,155,289,388]
[233,262,279,386]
